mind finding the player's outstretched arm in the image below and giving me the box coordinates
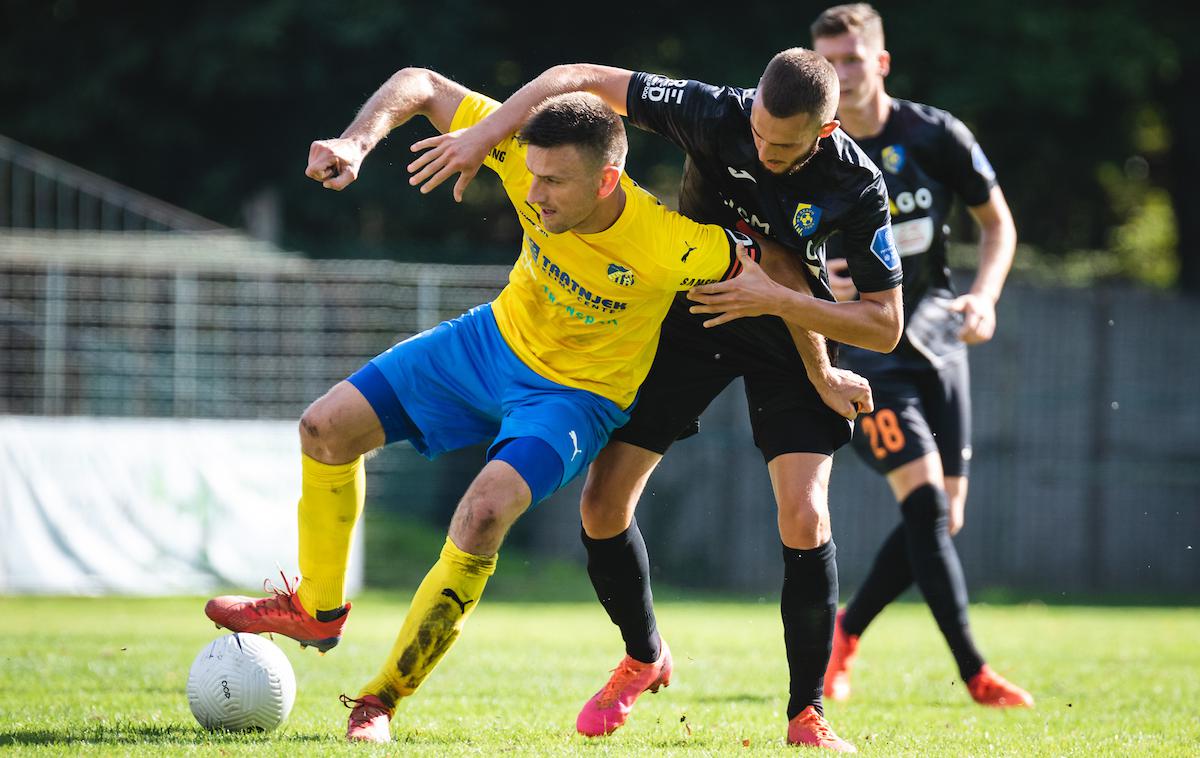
[407,64,634,200]
[687,246,903,353]
[951,186,1016,344]
[306,68,469,191]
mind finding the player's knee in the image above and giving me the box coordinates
[900,484,950,529]
[579,485,634,538]
[456,493,521,544]
[778,499,830,549]
[298,401,354,463]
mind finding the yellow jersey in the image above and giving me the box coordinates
[450,92,749,408]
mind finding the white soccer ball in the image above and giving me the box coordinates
[187,633,296,732]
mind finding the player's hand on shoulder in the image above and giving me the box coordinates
[828,258,858,302]
[306,138,365,191]
[408,128,489,202]
[688,244,785,327]
[948,293,996,345]
[814,367,873,420]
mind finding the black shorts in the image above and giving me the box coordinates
[613,303,853,462]
[840,343,972,478]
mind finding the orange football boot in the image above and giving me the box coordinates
[823,609,859,701]
[967,665,1034,707]
[787,706,857,752]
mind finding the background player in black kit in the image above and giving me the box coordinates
[812,4,1034,708]
[407,49,903,752]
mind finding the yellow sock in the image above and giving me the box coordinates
[360,537,497,708]
[296,453,365,616]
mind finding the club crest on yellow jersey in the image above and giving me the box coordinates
[792,203,823,237]
[607,264,635,286]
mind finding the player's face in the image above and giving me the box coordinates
[814,32,889,112]
[748,99,824,176]
[525,144,608,234]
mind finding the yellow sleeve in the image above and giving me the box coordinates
[448,92,526,185]
[661,212,757,291]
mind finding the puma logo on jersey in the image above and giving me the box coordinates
[568,430,582,461]
[441,588,475,614]
[682,242,697,262]
[727,166,757,183]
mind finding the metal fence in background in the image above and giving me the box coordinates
[0,134,227,233]
[0,232,510,418]
[2,232,1197,595]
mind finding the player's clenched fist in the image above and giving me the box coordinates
[306,138,365,191]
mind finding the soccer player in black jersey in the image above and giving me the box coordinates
[812,4,1033,709]
[407,49,905,751]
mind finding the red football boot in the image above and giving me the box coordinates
[342,694,392,743]
[205,573,349,653]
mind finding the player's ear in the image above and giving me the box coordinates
[597,164,622,199]
[878,49,891,78]
[819,119,840,139]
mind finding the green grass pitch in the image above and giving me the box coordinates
[1,594,1197,755]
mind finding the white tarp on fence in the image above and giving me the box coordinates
[0,416,362,595]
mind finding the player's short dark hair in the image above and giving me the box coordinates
[518,93,628,169]
[810,3,886,49]
[757,48,839,123]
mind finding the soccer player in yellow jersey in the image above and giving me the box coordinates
[203,67,827,743]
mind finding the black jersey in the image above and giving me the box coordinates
[625,72,902,351]
[836,99,997,363]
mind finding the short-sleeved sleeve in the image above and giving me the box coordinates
[655,209,760,291]
[625,72,730,156]
[449,92,526,186]
[840,174,904,293]
[938,116,997,208]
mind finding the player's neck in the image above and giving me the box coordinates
[838,93,892,141]
[575,185,627,235]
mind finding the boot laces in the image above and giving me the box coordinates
[597,657,648,708]
[801,709,835,742]
[251,571,300,617]
[340,693,390,726]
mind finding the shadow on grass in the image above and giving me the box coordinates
[688,692,773,706]
[0,723,331,746]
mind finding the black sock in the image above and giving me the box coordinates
[781,539,838,719]
[315,606,348,622]
[582,518,661,664]
[901,484,985,680]
[842,524,913,636]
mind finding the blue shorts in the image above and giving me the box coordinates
[347,304,629,501]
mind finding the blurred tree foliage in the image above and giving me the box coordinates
[1,0,1195,290]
